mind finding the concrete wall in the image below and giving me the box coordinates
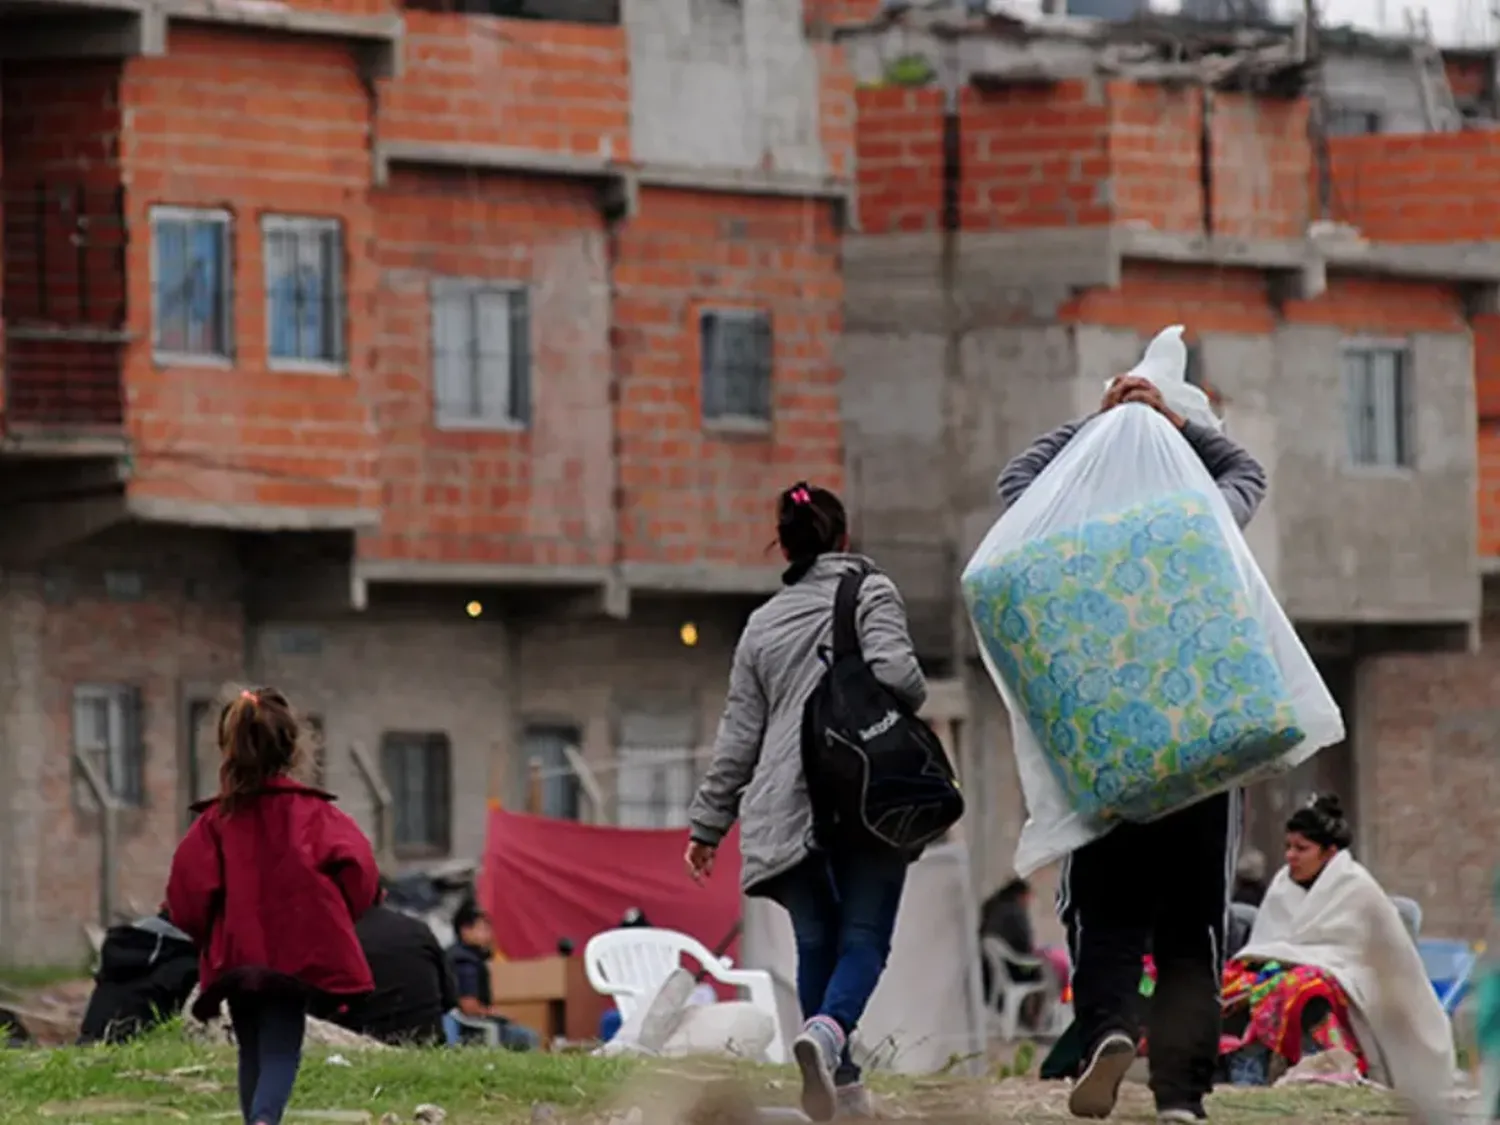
[1322,50,1429,136]
[625,0,829,176]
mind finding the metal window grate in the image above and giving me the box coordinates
[73,683,145,807]
[432,280,531,428]
[151,208,232,360]
[1344,345,1412,468]
[1325,107,1383,136]
[400,0,620,21]
[615,746,696,829]
[521,725,583,820]
[380,731,453,856]
[263,216,345,366]
[700,308,773,423]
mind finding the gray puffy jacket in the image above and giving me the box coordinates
[687,553,927,893]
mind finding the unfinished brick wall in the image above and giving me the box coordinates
[855,80,1307,238]
[814,41,857,180]
[855,82,1112,235]
[0,61,127,428]
[613,187,844,568]
[1282,273,1467,334]
[1327,131,1500,242]
[1060,261,1277,335]
[119,26,379,514]
[367,168,614,567]
[1209,94,1309,240]
[854,86,943,234]
[804,0,882,31]
[1110,83,1202,234]
[379,14,630,160]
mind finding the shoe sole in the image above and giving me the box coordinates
[793,1036,837,1123]
[1068,1037,1137,1119]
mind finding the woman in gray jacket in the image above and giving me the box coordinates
[685,482,926,1122]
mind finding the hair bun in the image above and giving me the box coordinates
[1311,793,1345,822]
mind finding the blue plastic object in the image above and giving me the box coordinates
[1418,938,1478,1014]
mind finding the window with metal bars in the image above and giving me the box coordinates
[1343,344,1412,468]
[1325,107,1383,137]
[700,308,773,425]
[431,280,532,429]
[521,724,583,820]
[151,207,232,361]
[615,747,695,829]
[380,731,453,857]
[399,0,619,22]
[263,215,345,368]
[73,684,145,807]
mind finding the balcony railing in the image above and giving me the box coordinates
[2,182,128,431]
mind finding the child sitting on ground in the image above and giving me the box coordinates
[168,687,379,1125]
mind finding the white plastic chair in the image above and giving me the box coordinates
[981,934,1061,1042]
[584,927,787,1063]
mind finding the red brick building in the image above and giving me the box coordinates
[0,0,850,961]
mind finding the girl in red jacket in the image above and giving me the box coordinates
[167,687,380,1125]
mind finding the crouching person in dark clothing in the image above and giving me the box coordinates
[315,889,457,1046]
[997,375,1268,1124]
[446,903,542,1051]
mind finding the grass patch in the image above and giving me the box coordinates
[0,963,91,993]
[0,1023,637,1124]
[0,1023,1414,1125]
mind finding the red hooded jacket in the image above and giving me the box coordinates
[167,779,379,1018]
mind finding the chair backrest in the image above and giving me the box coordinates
[1390,896,1423,940]
[981,934,1042,980]
[1227,902,1257,955]
[583,927,718,1016]
[1418,938,1473,982]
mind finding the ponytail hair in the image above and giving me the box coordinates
[217,686,306,814]
[776,481,848,585]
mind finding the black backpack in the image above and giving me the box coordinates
[800,565,965,856]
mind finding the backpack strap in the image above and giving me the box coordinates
[831,566,870,660]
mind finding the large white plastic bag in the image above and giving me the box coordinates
[962,403,1345,877]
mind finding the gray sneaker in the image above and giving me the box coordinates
[792,1016,845,1123]
[835,1083,875,1118]
[1068,1032,1137,1119]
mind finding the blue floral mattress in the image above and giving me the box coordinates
[964,492,1304,821]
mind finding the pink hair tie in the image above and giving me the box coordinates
[240,690,257,703]
[790,487,812,505]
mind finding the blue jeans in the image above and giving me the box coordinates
[228,994,306,1125]
[769,849,908,1086]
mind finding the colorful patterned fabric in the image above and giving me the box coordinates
[963,491,1304,821]
[1221,960,1366,1075]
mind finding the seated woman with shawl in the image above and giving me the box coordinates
[1221,795,1454,1098]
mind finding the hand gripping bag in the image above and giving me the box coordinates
[961,326,1344,877]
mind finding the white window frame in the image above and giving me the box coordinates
[699,307,774,431]
[149,206,233,367]
[73,683,144,808]
[261,214,346,374]
[430,278,531,432]
[1342,339,1414,473]
[615,746,696,829]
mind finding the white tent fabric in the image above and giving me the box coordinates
[740,840,988,1076]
